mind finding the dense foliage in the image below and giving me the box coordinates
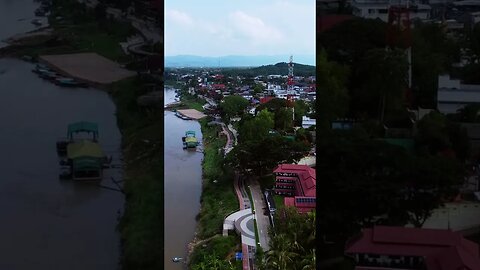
[257,208,316,270]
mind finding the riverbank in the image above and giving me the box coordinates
[109,78,163,270]
[1,1,163,269]
[1,0,135,63]
[183,111,241,268]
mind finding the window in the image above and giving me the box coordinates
[368,9,375,14]
[379,9,388,13]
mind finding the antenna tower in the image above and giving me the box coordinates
[386,0,413,107]
[287,55,294,103]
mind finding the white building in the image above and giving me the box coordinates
[302,116,316,129]
[437,75,480,114]
[351,0,431,22]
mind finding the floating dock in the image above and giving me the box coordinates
[39,53,136,85]
[176,109,207,120]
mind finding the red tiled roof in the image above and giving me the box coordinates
[346,226,480,270]
[212,84,225,89]
[260,96,274,104]
[274,164,316,197]
[318,15,354,34]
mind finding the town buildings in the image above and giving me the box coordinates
[351,0,431,22]
[437,74,480,114]
[273,164,316,213]
[345,226,480,270]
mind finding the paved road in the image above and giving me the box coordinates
[248,179,271,251]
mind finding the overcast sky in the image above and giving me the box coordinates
[165,0,315,57]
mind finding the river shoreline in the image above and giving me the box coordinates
[171,87,241,268]
[1,1,163,269]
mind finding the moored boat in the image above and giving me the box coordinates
[175,111,191,120]
[182,130,198,149]
[56,121,107,181]
[55,77,88,88]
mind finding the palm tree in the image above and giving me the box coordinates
[300,249,316,270]
[265,234,299,270]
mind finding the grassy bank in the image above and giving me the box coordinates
[188,117,240,268]
[12,0,135,63]
[109,78,163,270]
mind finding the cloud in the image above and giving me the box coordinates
[229,11,284,44]
[166,9,193,26]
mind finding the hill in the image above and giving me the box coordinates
[165,54,315,67]
[221,62,316,77]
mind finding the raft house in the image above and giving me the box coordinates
[57,121,109,181]
[182,130,199,149]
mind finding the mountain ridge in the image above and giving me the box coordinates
[165,54,315,67]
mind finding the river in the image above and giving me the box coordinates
[164,88,203,270]
[0,0,44,48]
[0,1,123,267]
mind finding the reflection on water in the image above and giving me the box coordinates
[164,88,203,270]
[0,58,123,270]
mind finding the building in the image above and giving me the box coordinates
[302,116,316,129]
[273,164,316,213]
[345,226,480,270]
[351,0,431,22]
[437,74,480,114]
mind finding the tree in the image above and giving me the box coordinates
[191,253,235,270]
[94,3,107,21]
[260,208,316,270]
[318,18,387,65]
[317,50,349,129]
[265,234,298,270]
[227,135,309,176]
[256,98,288,112]
[415,111,470,160]
[253,83,265,94]
[354,48,408,122]
[293,100,310,126]
[238,109,274,143]
[400,156,464,227]
[456,103,480,123]
[275,107,294,132]
[219,95,249,119]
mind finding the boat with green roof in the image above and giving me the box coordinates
[57,121,110,181]
[182,130,198,149]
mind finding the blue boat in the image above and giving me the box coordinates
[55,77,88,88]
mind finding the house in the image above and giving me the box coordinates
[331,119,356,130]
[351,0,431,22]
[260,96,275,104]
[345,225,480,270]
[302,116,316,129]
[273,164,316,213]
[437,74,480,114]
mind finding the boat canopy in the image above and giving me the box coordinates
[67,140,104,159]
[68,121,98,139]
[72,157,102,171]
[186,130,196,136]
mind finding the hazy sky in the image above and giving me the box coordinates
[165,0,315,57]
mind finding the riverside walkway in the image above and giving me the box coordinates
[221,121,257,270]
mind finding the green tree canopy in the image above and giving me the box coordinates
[220,95,249,119]
[317,50,349,129]
[238,109,274,143]
[274,107,294,132]
[353,48,408,121]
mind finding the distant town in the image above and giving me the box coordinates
[164,57,316,269]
